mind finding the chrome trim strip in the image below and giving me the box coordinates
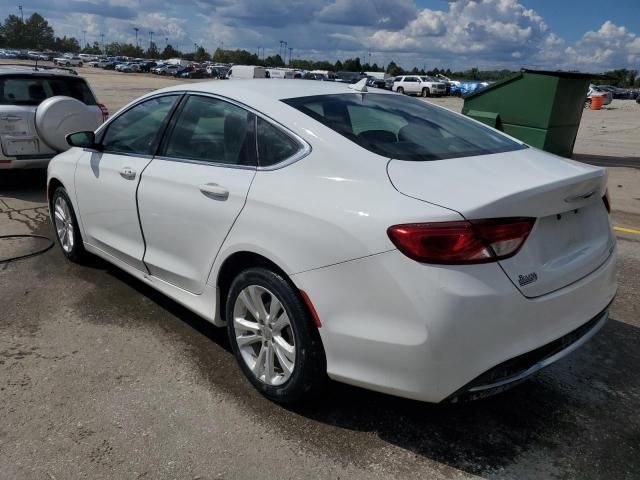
[152,155,256,170]
[468,311,608,393]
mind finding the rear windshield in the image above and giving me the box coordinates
[0,75,97,106]
[282,94,526,161]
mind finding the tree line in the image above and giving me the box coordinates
[1,11,638,86]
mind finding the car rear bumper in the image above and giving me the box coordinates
[292,246,617,403]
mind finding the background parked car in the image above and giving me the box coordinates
[0,64,107,169]
[139,61,157,73]
[392,75,447,97]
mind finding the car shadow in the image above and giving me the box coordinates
[0,169,47,203]
[35,212,638,479]
[572,153,640,169]
[84,252,640,478]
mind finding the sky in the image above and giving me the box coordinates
[3,0,640,71]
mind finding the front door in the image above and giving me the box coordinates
[138,94,257,293]
[74,94,180,270]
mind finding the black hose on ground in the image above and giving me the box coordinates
[0,234,54,263]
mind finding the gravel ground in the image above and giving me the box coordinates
[1,62,639,480]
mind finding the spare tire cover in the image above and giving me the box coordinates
[35,96,102,152]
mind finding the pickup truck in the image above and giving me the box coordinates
[53,56,83,67]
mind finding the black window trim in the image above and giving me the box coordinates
[93,90,311,170]
[157,91,311,171]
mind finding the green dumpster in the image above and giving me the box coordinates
[462,69,594,157]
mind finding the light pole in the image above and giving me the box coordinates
[133,27,139,48]
[288,47,292,65]
[82,30,87,49]
[100,33,105,53]
[149,31,154,51]
[18,5,23,22]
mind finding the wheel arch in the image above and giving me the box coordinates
[215,250,292,324]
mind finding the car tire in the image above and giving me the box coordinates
[226,267,327,404]
[422,87,430,97]
[584,98,592,109]
[78,62,83,67]
[50,187,87,263]
[396,87,404,94]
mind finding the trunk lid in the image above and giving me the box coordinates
[387,148,615,297]
[0,106,55,157]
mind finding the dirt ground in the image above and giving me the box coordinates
[1,62,640,480]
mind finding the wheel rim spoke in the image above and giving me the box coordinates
[273,341,294,375]
[238,290,259,320]
[248,285,268,321]
[253,344,266,377]
[234,316,260,334]
[236,332,262,347]
[271,311,289,333]
[273,335,295,363]
[233,284,296,386]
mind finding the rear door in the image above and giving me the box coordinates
[138,94,257,294]
[74,94,180,270]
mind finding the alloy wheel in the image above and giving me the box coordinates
[233,285,296,386]
[53,196,74,253]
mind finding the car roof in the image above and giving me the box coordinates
[157,79,395,103]
[0,64,79,77]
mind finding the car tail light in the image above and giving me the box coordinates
[603,189,611,213]
[98,103,109,122]
[387,218,535,265]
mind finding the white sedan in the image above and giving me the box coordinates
[47,80,617,404]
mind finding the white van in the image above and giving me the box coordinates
[166,58,192,67]
[228,65,266,79]
[266,68,296,79]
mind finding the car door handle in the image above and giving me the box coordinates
[1,116,21,121]
[119,167,136,180]
[199,183,229,201]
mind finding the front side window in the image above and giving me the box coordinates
[101,95,178,155]
[283,94,526,161]
[257,118,301,167]
[162,95,256,166]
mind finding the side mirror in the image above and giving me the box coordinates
[66,131,98,149]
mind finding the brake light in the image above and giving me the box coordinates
[603,189,611,213]
[387,218,535,265]
[98,103,109,122]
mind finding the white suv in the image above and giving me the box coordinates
[393,75,447,97]
[0,65,107,169]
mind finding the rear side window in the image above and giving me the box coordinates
[101,95,178,155]
[162,95,257,166]
[283,94,526,161]
[0,75,97,106]
[257,118,301,167]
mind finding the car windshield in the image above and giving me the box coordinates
[0,75,97,106]
[283,93,526,161]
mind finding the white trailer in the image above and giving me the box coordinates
[228,65,267,79]
[266,68,296,79]
[166,58,192,67]
[364,71,388,80]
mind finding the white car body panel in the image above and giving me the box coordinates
[138,158,256,294]
[74,151,152,271]
[47,80,617,402]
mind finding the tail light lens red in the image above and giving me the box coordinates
[387,217,535,265]
[98,103,109,123]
